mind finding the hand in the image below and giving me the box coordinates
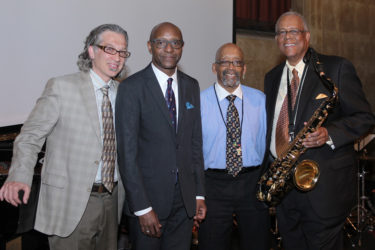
[138,210,162,238]
[0,181,30,207]
[193,199,207,228]
[302,125,329,148]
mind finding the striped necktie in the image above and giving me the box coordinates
[100,85,116,192]
[276,68,300,157]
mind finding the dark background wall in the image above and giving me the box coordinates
[237,0,375,112]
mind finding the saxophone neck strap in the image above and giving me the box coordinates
[287,64,309,141]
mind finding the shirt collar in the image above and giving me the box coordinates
[286,59,305,78]
[214,82,243,101]
[151,63,177,83]
[89,69,114,91]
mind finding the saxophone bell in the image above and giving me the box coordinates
[293,159,320,191]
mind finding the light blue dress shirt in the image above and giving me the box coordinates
[200,83,266,170]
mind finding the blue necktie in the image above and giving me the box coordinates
[165,78,177,132]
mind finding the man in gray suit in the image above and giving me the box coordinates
[116,22,206,250]
[0,24,129,250]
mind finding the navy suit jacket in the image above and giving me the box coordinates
[116,64,205,219]
[263,51,375,218]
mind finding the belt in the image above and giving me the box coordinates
[206,166,259,175]
[91,182,118,193]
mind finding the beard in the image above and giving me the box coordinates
[222,69,241,88]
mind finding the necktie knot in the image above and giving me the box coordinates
[292,68,298,79]
[226,95,236,103]
[167,78,173,88]
[101,85,109,96]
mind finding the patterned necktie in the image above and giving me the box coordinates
[101,85,116,193]
[276,68,300,157]
[226,95,242,177]
[165,78,177,132]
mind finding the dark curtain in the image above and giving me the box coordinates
[236,0,291,32]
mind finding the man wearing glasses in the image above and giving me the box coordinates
[263,11,374,249]
[198,43,269,250]
[0,24,129,250]
[116,22,206,250]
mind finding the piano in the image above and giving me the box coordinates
[0,124,48,250]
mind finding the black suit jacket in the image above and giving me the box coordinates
[264,51,375,218]
[116,64,205,219]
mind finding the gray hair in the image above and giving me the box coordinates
[275,11,309,32]
[77,24,128,78]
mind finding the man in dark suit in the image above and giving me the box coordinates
[263,11,375,249]
[115,22,206,250]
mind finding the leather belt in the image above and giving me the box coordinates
[206,166,259,175]
[91,182,118,193]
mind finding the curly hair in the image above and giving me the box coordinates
[77,24,128,78]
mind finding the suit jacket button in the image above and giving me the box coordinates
[87,188,91,192]
[171,170,175,174]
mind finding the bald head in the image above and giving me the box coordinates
[213,43,246,93]
[149,22,183,41]
[147,22,184,76]
[215,43,244,63]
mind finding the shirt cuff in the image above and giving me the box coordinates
[134,207,152,216]
[196,196,205,200]
[326,136,335,150]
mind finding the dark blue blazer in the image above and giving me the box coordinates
[115,64,205,219]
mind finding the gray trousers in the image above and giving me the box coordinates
[48,185,118,250]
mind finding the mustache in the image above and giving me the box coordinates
[222,69,240,78]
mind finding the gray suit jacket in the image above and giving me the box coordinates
[6,71,125,237]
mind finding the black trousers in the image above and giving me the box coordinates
[129,181,193,250]
[277,189,346,250]
[198,168,270,250]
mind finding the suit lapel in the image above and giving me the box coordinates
[79,72,101,142]
[144,65,177,137]
[267,65,284,131]
[294,64,317,128]
[177,71,186,136]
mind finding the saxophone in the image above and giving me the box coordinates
[256,48,338,206]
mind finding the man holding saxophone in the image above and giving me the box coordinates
[262,11,375,249]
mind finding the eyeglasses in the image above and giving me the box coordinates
[150,39,184,49]
[95,45,131,58]
[215,60,245,67]
[276,29,305,37]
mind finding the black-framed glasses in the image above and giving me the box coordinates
[95,45,131,58]
[275,29,305,37]
[150,39,184,49]
[215,60,245,67]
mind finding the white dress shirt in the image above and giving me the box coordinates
[270,60,305,158]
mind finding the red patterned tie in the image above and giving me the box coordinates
[226,95,242,177]
[101,86,116,192]
[276,68,300,157]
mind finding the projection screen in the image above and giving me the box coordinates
[0,0,232,126]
